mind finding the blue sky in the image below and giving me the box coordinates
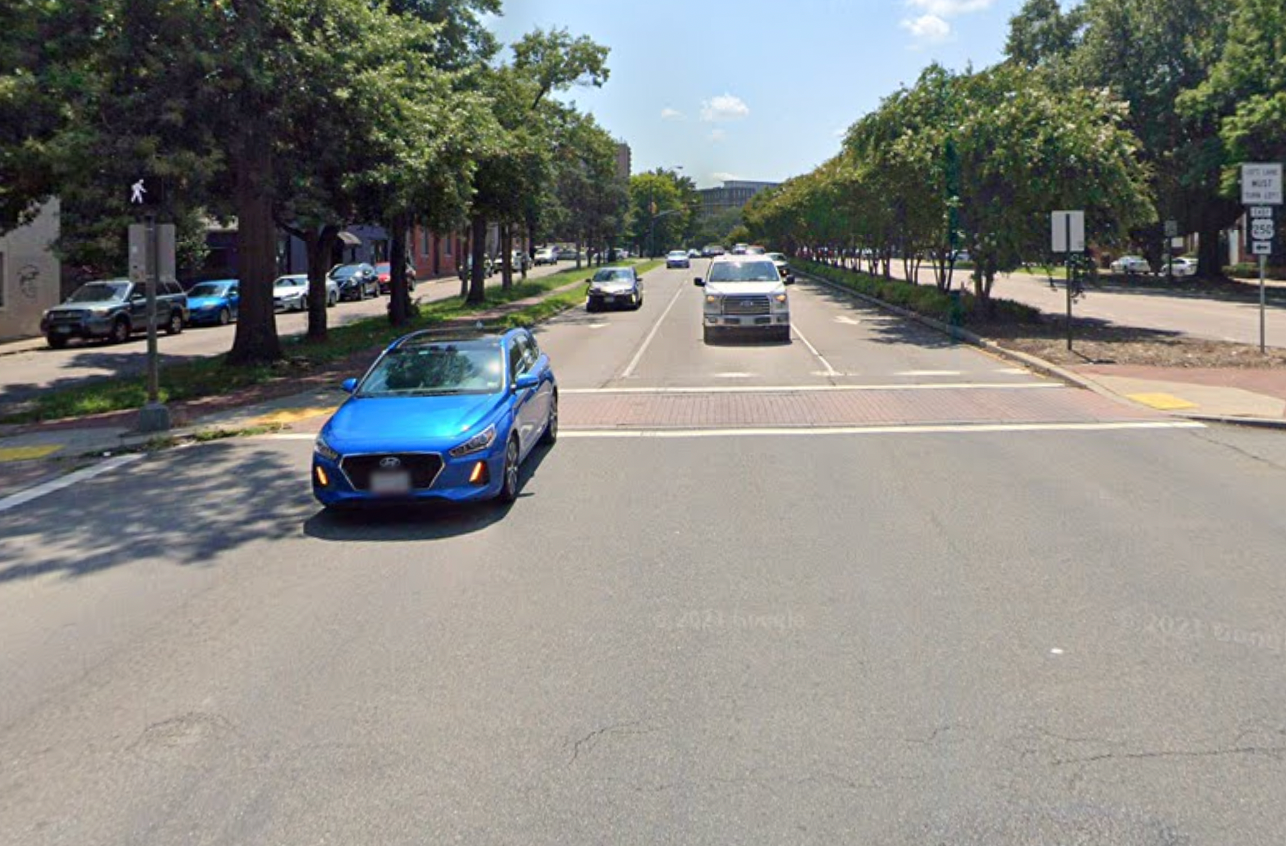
[485,0,1029,188]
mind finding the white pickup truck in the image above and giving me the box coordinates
[694,255,794,343]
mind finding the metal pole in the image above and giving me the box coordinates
[1261,252,1268,354]
[1066,215,1073,351]
[146,213,160,403]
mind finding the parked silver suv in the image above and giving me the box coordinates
[40,278,188,348]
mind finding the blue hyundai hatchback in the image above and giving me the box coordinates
[312,327,557,508]
[185,279,240,326]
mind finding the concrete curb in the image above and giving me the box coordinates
[796,268,1286,431]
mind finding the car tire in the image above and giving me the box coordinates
[110,317,131,344]
[218,307,231,326]
[540,393,558,446]
[166,310,184,335]
[301,295,309,313]
[327,291,337,308]
[46,333,68,350]
[775,325,792,343]
[703,326,715,344]
[586,300,598,313]
[497,436,521,504]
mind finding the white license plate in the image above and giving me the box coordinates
[369,471,411,495]
[604,295,615,303]
[54,326,71,334]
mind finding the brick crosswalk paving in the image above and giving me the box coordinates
[560,385,1163,430]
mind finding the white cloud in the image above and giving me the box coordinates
[900,14,952,45]
[905,0,994,15]
[660,107,684,121]
[709,129,728,143]
[701,94,750,123]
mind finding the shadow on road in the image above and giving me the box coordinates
[301,442,555,543]
[797,280,961,351]
[0,442,304,583]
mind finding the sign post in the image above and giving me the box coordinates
[1243,163,1282,354]
[1164,220,1178,283]
[129,177,173,432]
[1051,211,1085,351]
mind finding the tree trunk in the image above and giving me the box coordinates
[459,228,470,299]
[467,215,487,305]
[1197,224,1223,280]
[388,213,411,326]
[305,225,337,343]
[501,224,514,291]
[227,120,281,366]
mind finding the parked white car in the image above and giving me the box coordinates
[533,246,559,265]
[273,274,339,311]
[1110,255,1152,275]
[1163,257,1198,277]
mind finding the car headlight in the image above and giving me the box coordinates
[314,433,340,462]
[775,294,788,303]
[705,295,718,304]
[449,424,496,458]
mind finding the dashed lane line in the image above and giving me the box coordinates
[621,279,686,379]
[790,322,839,378]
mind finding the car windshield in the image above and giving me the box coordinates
[189,282,230,297]
[329,266,359,279]
[357,341,504,396]
[274,277,305,288]
[67,282,128,303]
[593,269,634,283]
[668,251,686,258]
[709,261,779,282]
[767,253,786,262]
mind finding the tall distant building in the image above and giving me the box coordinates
[698,180,779,218]
[615,143,632,180]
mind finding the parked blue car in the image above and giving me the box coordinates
[185,279,240,326]
[312,326,557,509]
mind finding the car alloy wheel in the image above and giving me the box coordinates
[46,333,68,349]
[540,394,558,446]
[218,307,231,326]
[111,318,130,344]
[498,436,521,503]
[166,311,184,335]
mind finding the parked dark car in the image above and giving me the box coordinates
[329,263,380,301]
[40,278,188,348]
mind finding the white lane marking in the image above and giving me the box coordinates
[561,382,1060,395]
[588,323,609,330]
[559,421,1204,439]
[0,454,142,513]
[789,322,839,377]
[897,370,963,377]
[714,372,756,378]
[834,315,862,325]
[996,368,1030,375]
[621,279,686,379]
[259,433,317,441]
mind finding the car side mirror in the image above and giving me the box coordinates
[785,275,796,285]
[693,278,705,287]
[514,372,540,391]
[341,378,358,394]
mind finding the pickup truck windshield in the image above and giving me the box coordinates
[709,261,779,283]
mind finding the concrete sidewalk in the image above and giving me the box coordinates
[0,271,597,502]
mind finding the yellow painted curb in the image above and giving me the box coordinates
[0,445,63,462]
[249,406,337,426]
[1127,392,1198,411]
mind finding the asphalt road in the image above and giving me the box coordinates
[0,263,568,413]
[3,264,1285,845]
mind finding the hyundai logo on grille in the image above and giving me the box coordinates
[379,457,402,469]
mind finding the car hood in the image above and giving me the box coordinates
[705,281,786,297]
[189,295,229,308]
[47,299,123,313]
[325,392,508,451]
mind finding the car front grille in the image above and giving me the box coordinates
[722,296,771,316]
[46,311,86,325]
[340,453,443,491]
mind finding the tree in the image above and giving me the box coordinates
[628,170,692,256]
[1005,0,1085,72]
[1070,0,1235,275]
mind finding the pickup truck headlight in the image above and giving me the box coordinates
[449,424,496,458]
[774,294,788,303]
[314,433,340,462]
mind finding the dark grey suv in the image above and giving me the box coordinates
[40,278,189,348]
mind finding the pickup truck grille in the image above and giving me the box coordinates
[722,295,771,316]
[46,311,87,326]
